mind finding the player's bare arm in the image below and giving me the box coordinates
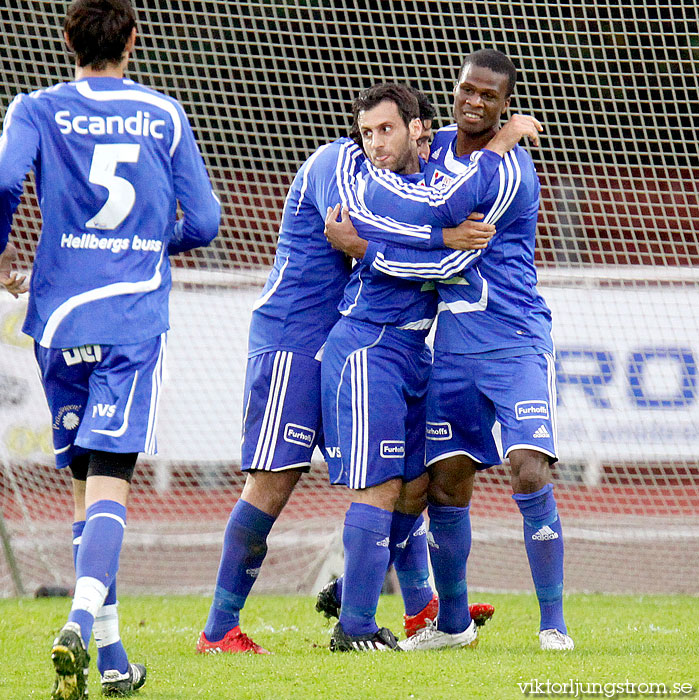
[324,204,368,259]
[0,242,29,297]
[485,113,543,155]
[442,212,496,251]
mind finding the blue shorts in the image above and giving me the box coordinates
[426,351,558,467]
[241,351,321,472]
[35,335,167,468]
[321,318,431,490]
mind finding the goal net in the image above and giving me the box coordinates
[1,1,697,598]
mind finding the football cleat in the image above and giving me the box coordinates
[196,626,270,654]
[403,597,495,637]
[539,628,575,650]
[330,622,401,652]
[403,594,439,637]
[101,662,147,696]
[469,602,495,627]
[50,622,90,700]
[399,619,478,651]
[315,579,341,620]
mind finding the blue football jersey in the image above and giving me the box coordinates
[356,125,554,355]
[247,139,358,358]
[337,170,437,334]
[247,138,457,357]
[0,77,220,348]
[334,148,505,334]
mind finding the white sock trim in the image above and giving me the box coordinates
[87,512,126,529]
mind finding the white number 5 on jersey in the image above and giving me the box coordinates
[85,143,140,230]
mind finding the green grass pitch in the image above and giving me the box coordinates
[1,593,697,699]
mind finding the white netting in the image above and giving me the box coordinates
[1,1,697,597]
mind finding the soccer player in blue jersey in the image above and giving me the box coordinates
[195,87,495,655]
[319,83,536,652]
[326,50,573,652]
[0,1,220,696]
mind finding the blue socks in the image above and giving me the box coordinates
[339,502,393,636]
[204,499,276,642]
[427,503,472,634]
[513,483,566,633]
[72,520,129,675]
[391,513,433,615]
[334,511,433,617]
[69,500,126,647]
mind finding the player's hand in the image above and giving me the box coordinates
[324,204,368,259]
[442,213,495,250]
[0,242,29,298]
[485,113,543,155]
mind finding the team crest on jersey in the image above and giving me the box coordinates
[515,400,550,421]
[284,423,315,448]
[380,440,405,458]
[429,169,455,190]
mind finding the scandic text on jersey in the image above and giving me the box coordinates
[55,110,166,139]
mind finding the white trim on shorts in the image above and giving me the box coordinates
[504,444,558,460]
[426,449,488,468]
[144,333,167,455]
[91,371,139,438]
[250,350,293,471]
[335,326,386,490]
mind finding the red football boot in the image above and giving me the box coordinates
[196,626,270,654]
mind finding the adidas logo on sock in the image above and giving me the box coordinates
[376,536,390,548]
[533,424,550,438]
[532,525,559,541]
[413,522,427,537]
[427,531,440,550]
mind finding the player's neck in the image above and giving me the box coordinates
[398,152,421,176]
[74,57,128,80]
[455,127,499,158]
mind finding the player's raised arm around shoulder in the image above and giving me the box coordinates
[168,103,220,255]
[366,237,484,281]
[321,143,440,250]
[361,148,503,229]
[324,205,488,281]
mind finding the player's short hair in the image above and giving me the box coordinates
[459,49,517,97]
[408,86,437,125]
[350,83,420,144]
[64,0,136,70]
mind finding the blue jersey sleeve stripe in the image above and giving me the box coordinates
[39,251,166,347]
[75,82,182,157]
[372,248,481,279]
[337,143,432,240]
[364,155,483,205]
[484,151,522,224]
